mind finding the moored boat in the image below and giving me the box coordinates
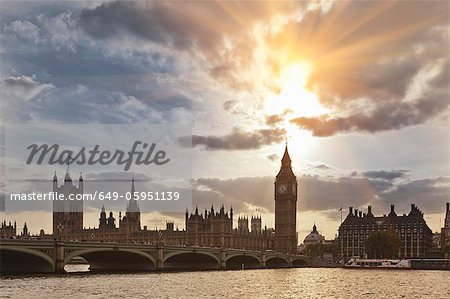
[344,257,411,269]
[343,257,450,270]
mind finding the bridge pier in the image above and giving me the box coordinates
[288,255,293,267]
[220,249,226,269]
[55,241,65,273]
[262,251,266,268]
[156,246,164,270]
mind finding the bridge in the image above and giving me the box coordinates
[0,240,318,273]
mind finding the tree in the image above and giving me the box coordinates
[365,230,401,259]
[443,238,450,258]
[305,243,323,257]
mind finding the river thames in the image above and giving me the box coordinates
[1,267,449,298]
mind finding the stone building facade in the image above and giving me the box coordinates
[51,146,297,253]
[338,204,433,259]
[52,171,83,236]
[0,221,16,239]
[441,202,450,257]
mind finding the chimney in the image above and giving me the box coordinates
[359,211,362,217]
[411,204,415,211]
[389,204,397,217]
[349,206,353,215]
[354,209,358,217]
[368,206,372,215]
[446,202,449,213]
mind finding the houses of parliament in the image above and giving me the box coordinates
[51,145,299,253]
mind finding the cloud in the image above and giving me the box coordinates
[193,177,274,214]
[192,173,449,218]
[268,1,450,136]
[36,12,80,51]
[0,75,53,101]
[291,89,449,136]
[265,114,284,126]
[178,127,286,150]
[380,177,450,214]
[301,175,391,212]
[266,154,278,161]
[362,170,408,181]
[76,1,304,90]
[3,12,81,51]
[3,20,40,43]
[223,100,235,111]
[6,1,447,136]
[192,174,388,214]
[314,164,332,170]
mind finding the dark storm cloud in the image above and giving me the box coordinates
[362,170,408,181]
[178,127,286,150]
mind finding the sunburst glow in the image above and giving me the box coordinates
[264,63,327,118]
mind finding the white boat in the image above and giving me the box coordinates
[344,257,411,269]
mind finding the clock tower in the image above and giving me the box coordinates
[274,143,298,253]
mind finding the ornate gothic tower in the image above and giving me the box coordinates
[120,178,141,234]
[274,143,298,253]
[52,171,84,237]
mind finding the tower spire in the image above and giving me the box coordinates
[127,177,139,212]
[281,142,291,165]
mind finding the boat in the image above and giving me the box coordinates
[344,257,411,269]
[343,257,450,270]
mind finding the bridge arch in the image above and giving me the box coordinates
[226,253,262,269]
[64,248,156,271]
[292,258,308,267]
[266,256,290,268]
[0,247,54,273]
[163,251,221,270]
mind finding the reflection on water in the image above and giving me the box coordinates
[1,268,449,298]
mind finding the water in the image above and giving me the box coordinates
[1,267,449,298]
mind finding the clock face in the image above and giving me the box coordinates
[278,184,287,193]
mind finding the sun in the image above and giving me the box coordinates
[263,62,327,156]
[264,62,327,118]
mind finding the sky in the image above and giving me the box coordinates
[0,0,449,242]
